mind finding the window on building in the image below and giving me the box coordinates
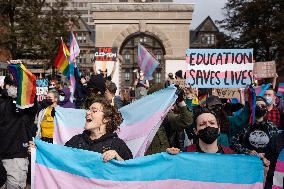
[201,33,215,45]
[155,71,161,83]
[156,51,162,61]
[77,36,82,43]
[210,34,215,45]
[125,69,130,82]
[79,10,88,15]
[125,51,131,64]
[119,0,128,2]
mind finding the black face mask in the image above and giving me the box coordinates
[45,99,53,106]
[198,127,220,144]
[255,105,267,118]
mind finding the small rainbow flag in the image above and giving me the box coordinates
[54,39,70,77]
[198,94,207,106]
[247,85,256,125]
[8,63,36,109]
[138,44,159,80]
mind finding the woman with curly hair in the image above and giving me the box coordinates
[64,96,133,162]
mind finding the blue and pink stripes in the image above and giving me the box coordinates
[53,85,178,157]
[273,149,284,189]
[34,139,264,189]
[277,83,284,97]
[186,49,254,88]
[138,44,159,80]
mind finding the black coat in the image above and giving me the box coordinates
[0,95,37,159]
[65,131,133,160]
[265,130,284,189]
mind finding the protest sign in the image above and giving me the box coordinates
[186,49,254,88]
[214,88,241,99]
[94,47,117,61]
[36,79,48,102]
[253,61,276,79]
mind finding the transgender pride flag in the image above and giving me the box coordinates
[138,44,159,80]
[273,149,284,189]
[277,83,284,97]
[33,139,264,189]
[53,85,178,157]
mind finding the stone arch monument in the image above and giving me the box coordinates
[91,2,194,88]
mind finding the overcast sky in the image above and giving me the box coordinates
[175,0,227,30]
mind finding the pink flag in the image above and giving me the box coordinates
[138,44,159,80]
[69,32,80,62]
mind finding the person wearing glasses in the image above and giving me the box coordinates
[64,96,132,162]
[30,96,132,162]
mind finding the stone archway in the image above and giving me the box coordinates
[112,24,173,56]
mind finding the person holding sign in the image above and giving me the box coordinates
[92,59,118,81]
[263,88,280,128]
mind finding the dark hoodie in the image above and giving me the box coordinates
[65,131,133,160]
[58,88,75,109]
[0,89,37,159]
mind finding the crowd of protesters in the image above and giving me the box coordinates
[0,61,283,189]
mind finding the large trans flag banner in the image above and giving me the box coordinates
[33,139,264,189]
[186,49,254,88]
[53,85,178,157]
[273,149,284,189]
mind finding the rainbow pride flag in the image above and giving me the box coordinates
[138,44,159,80]
[273,149,284,189]
[54,40,70,77]
[8,63,36,109]
[247,85,256,125]
[198,94,207,106]
[53,86,178,157]
[32,139,264,189]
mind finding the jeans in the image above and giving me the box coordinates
[1,158,29,189]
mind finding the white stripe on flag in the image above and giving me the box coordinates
[273,171,284,187]
[187,63,254,72]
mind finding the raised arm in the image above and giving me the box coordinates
[92,60,97,75]
[110,60,117,79]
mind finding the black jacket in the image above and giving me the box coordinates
[265,130,284,189]
[0,160,6,187]
[0,94,37,159]
[65,131,133,160]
